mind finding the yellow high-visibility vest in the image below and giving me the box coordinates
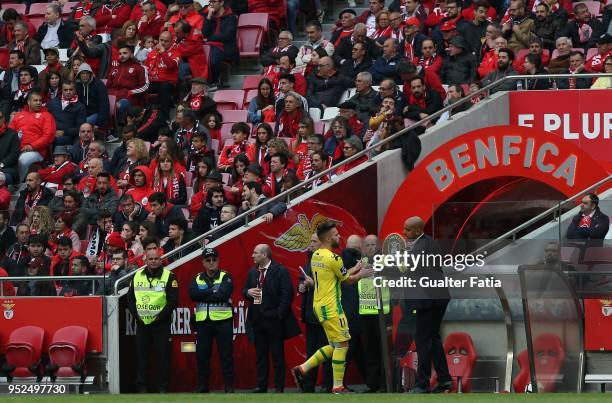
[133,268,171,325]
[358,277,390,315]
[195,271,233,321]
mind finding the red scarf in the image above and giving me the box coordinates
[45,62,63,73]
[154,171,182,201]
[278,109,302,138]
[373,26,393,40]
[409,93,427,109]
[417,54,437,70]
[404,40,415,61]
[15,37,28,53]
[24,188,43,217]
[74,1,94,19]
[15,81,34,100]
[189,93,204,111]
[61,94,79,110]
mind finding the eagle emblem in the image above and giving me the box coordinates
[274,213,335,252]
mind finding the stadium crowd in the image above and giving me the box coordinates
[0,0,611,293]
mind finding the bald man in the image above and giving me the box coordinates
[363,235,379,259]
[11,172,54,225]
[243,244,301,393]
[402,216,452,393]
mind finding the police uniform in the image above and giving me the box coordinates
[189,248,234,393]
[128,265,179,393]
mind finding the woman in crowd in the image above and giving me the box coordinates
[247,123,274,168]
[324,115,353,162]
[67,56,85,82]
[27,206,54,242]
[203,112,222,142]
[116,138,150,187]
[42,70,63,103]
[372,11,393,45]
[522,54,551,90]
[334,136,368,176]
[291,116,314,168]
[121,20,140,48]
[49,211,81,252]
[275,92,303,138]
[265,137,296,173]
[247,78,276,125]
[227,153,250,205]
[121,221,143,262]
[152,155,187,206]
[150,139,186,174]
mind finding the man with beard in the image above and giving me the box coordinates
[81,173,119,221]
[482,47,518,92]
[2,223,30,275]
[567,193,610,247]
[403,76,443,135]
[11,172,54,225]
[567,3,604,51]
[0,211,16,257]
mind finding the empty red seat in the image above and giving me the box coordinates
[0,48,9,70]
[243,75,264,91]
[583,247,612,264]
[28,2,49,15]
[237,13,268,59]
[28,15,46,31]
[220,122,234,143]
[3,3,27,14]
[430,332,478,392]
[48,326,88,380]
[244,88,258,107]
[213,89,245,110]
[3,326,45,380]
[513,333,565,393]
[220,109,247,123]
[560,246,580,264]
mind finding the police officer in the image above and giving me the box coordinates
[189,247,234,393]
[128,247,179,393]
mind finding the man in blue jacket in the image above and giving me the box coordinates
[47,81,87,146]
[202,0,238,86]
[75,63,109,128]
[370,38,402,85]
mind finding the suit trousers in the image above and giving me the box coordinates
[135,320,171,391]
[303,322,332,392]
[195,318,234,390]
[254,322,286,392]
[415,300,451,389]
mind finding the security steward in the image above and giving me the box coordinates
[189,247,235,393]
[128,247,179,393]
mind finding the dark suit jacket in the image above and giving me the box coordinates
[566,208,610,247]
[35,20,75,49]
[242,260,301,340]
[406,234,450,309]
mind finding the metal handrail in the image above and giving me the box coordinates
[473,174,612,256]
[0,276,105,281]
[113,72,612,294]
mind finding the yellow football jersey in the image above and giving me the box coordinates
[311,248,349,320]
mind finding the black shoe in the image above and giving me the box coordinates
[253,388,267,393]
[290,366,306,392]
[194,386,210,393]
[274,389,284,393]
[431,381,454,393]
[409,386,430,394]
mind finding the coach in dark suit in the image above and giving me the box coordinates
[243,244,300,393]
[403,216,452,393]
[566,193,610,248]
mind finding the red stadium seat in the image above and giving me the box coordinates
[28,2,49,15]
[237,14,269,59]
[3,3,27,14]
[213,89,245,110]
[578,1,602,16]
[0,47,9,70]
[3,326,45,380]
[516,48,530,61]
[48,326,88,380]
[238,13,269,32]
[513,333,565,393]
[220,122,234,143]
[243,75,264,91]
[28,15,45,31]
[552,48,584,59]
[560,246,580,264]
[430,332,478,392]
[244,89,258,107]
[586,48,598,60]
[80,240,89,254]
[220,109,247,123]
[583,247,612,264]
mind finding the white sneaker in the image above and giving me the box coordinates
[348,0,357,7]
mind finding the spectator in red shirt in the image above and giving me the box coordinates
[9,91,56,182]
[133,0,167,32]
[413,39,443,76]
[94,0,131,34]
[167,0,204,34]
[126,165,155,210]
[478,36,508,77]
[38,146,78,186]
[0,174,11,212]
[174,19,210,81]
[218,122,250,172]
[144,31,180,114]
[107,44,150,124]
[275,92,303,138]
[585,34,612,73]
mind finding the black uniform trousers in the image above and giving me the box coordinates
[303,323,332,392]
[147,81,175,115]
[361,314,388,391]
[135,320,171,391]
[196,318,234,390]
[254,322,286,392]
[415,300,451,389]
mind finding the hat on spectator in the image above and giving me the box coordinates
[206,170,223,182]
[176,0,194,4]
[449,36,467,49]
[106,232,126,249]
[191,77,208,86]
[338,8,357,18]
[53,146,71,156]
[202,247,219,259]
[43,47,60,56]
[76,62,94,78]
[338,101,357,110]
[245,164,264,178]
[405,17,420,27]
[29,257,45,269]
[440,20,457,31]
[596,34,612,44]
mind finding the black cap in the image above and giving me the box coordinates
[596,33,612,44]
[206,170,223,182]
[245,163,264,177]
[202,247,219,258]
[449,36,467,49]
[338,8,357,18]
[338,100,356,110]
[176,0,194,4]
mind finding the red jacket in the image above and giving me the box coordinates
[94,2,131,33]
[126,165,154,210]
[218,141,248,169]
[107,59,150,105]
[335,155,368,175]
[8,108,56,159]
[38,162,78,185]
[513,52,551,74]
[0,186,10,212]
[402,69,446,100]
[248,0,285,28]
[413,54,443,76]
[50,251,81,277]
[175,33,209,80]
[0,267,15,296]
[169,10,204,33]
[144,46,180,83]
[130,0,167,22]
[585,50,612,73]
[137,11,165,39]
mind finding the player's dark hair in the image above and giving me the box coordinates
[316,220,337,240]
